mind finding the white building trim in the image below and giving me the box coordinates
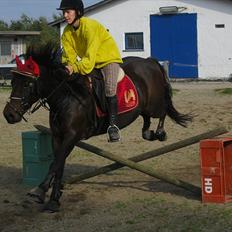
[59,0,232,79]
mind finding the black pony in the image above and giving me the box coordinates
[3,43,192,212]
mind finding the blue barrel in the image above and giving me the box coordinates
[22,131,54,186]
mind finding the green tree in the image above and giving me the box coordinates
[52,12,63,21]
[27,16,60,46]
[10,14,33,31]
[0,20,9,30]
[7,14,60,47]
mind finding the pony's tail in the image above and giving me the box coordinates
[166,90,193,127]
[155,60,193,127]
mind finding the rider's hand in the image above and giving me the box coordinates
[65,65,74,75]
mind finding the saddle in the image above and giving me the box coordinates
[87,69,107,113]
[87,67,139,117]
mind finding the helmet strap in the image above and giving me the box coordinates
[72,19,80,30]
[71,10,81,29]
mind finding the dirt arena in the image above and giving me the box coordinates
[0,81,232,232]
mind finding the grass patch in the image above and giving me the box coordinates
[172,88,180,94]
[0,87,11,93]
[113,201,127,210]
[215,88,232,95]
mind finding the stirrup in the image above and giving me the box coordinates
[107,125,121,142]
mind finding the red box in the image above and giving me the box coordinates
[200,138,232,203]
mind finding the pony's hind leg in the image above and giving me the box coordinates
[142,114,156,141]
[155,116,167,141]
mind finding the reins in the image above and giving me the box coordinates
[6,77,67,122]
[8,65,88,124]
[29,77,85,119]
[30,78,67,114]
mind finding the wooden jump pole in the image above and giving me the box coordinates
[34,125,228,195]
[71,126,228,184]
[77,141,202,195]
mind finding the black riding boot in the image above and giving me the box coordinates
[106,96,120,142]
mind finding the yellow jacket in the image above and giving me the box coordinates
[61,17,123,75]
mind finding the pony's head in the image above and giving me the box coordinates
[3,42,62,124]
[3,71,39,123]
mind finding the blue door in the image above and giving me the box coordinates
[150,13,198,78]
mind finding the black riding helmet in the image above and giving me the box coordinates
[57,0,84,17]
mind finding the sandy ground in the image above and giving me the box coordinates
[0,81,232,232]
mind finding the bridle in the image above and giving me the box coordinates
[7,96,29,122]
[6,77,40,122]
[6,51,73,122]
[7,77,68,122]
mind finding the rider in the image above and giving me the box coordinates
[57,0,123,142]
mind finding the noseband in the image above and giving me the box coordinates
[6,77,39,122]
[6,96,28,122]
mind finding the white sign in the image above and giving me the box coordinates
[204,178,213,194]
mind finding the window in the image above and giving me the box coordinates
[215,24,225,28]
[125,32,144,51]
[0,41,11,56]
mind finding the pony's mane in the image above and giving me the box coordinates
[26,42,61,67]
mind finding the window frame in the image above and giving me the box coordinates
[0,41,11,56]
[124,32,144,52]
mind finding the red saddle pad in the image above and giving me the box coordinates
[96,75,139,117]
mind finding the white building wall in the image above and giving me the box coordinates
[60,0,232,79]
[189,0,232,79]
[0,37,24,64]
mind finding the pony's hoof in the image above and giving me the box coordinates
[155,131,167,141]
[27,187,46,204]
[43,200,60,213]
[142,130,156,141]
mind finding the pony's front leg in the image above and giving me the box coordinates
[42,137,76,212]
[43,177,63,212]
[27,172,55,204]
[27,136,62,204]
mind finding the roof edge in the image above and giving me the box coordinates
[0,31,41,36]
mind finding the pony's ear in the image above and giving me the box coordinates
[32,60,40,77]
[26,56,40,77]
[15,56,24,70]
[14,56,40,78]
